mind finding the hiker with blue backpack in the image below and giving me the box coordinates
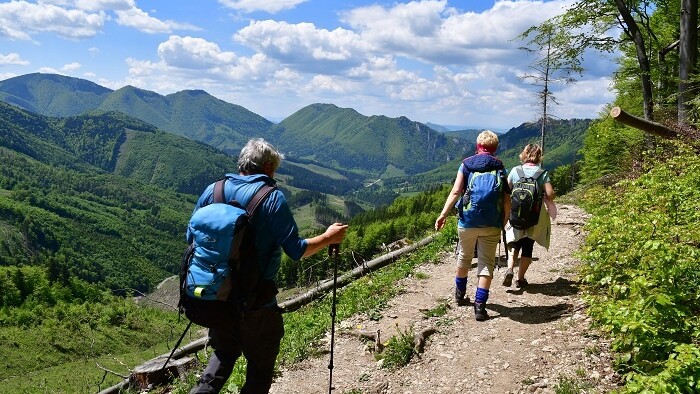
[186,138,348,394]
[502,143,557,289]
[435,130,511,321]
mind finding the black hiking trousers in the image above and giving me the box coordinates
[190,307,284,394]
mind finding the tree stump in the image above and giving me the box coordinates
[131,356,196,389]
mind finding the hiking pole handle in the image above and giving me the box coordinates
[328,243,340,257]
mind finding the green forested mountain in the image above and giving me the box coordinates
[0,101,238,195]
[497,117,590,169]
[0,102,244,291]
[98,86,273,154]
[0,72,111,116]
[0,147,191,292]
[0,141,196,389]
[267,103,471,176]
[0,73,273,154]
[443,128,482,144]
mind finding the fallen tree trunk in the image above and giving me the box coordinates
[279,234,438,312]
[609,106,677,139]
[131,357,196,390]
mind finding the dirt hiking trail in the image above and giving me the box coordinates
[269,204,622,394]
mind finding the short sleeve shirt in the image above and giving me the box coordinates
[507,164,550,187]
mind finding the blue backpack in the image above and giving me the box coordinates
[178,178,275,328]
[459,168,505,228]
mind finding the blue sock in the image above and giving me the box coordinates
[455,276,467,292]
[475,287,489,304]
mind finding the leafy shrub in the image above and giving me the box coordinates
[579,141,700,393]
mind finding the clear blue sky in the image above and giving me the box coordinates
[0,0,616,130]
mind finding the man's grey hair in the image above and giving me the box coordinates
[237,138,284,174]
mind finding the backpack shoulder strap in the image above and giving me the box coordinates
[212,179,227,203]
[213,177,275,214]
[531,168,545,180]
[515,166,526,178]
[246,184,276,218]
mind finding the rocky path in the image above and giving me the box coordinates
[269,205,622,394]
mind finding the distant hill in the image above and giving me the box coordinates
[425,122,486,133]
[0,101,238,195]
[497,118,590,169]
[424,122,452,132]
[0,72,111,116]
[267,103,471,176]
[443,129,482,146]
[0,74,472,174]
[0,73,273,155]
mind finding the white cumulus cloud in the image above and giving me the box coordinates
[114,7,198,34]
[0,1,105,40]
[235,20,369,73]
[61,62,81,71]
[158,36,237,69]
[0,53,30,65]
[0,0,196,40]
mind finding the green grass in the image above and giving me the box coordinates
[291,162,348,180]
[553,374,593,394]
[422,299,450,318]
[278,227,452,366]
[291,203,320,234]
[413,272,430,280]
[0,303,191,393]
[379,325,416,370]
[381,164,407,179]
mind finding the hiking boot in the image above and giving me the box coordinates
[474,302,489,321]
[455,288,469,305]
[502,268,514,287]
[515,278,529,288]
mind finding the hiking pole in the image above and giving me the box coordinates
[328,243,340,394]
[161,320,192,370]
[502,228,509,268]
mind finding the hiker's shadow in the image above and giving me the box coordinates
[488,302,573,324]
[489,278,580,324]
[505,277,579,297]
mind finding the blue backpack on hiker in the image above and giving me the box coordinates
[178,178,275,328]
[458,167,506,228]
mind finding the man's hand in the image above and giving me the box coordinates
[325,223,348,245]
[303,223,348,257]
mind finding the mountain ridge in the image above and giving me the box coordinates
[0,72,589,184]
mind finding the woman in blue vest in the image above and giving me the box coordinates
[435,130,511,321]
